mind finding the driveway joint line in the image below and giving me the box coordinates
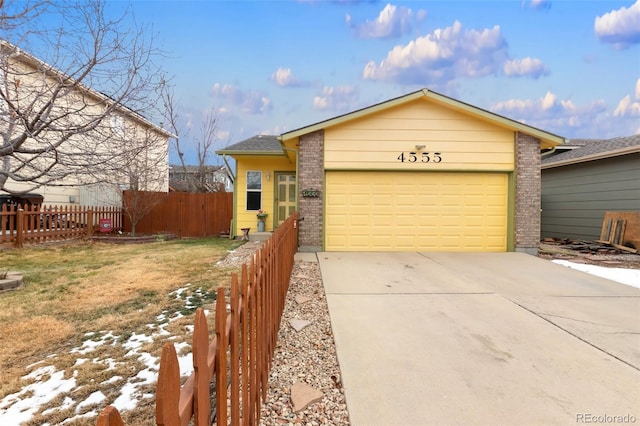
[508,298,640,372]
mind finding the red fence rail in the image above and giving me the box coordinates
[96,212,298,425]
[0,204,122,248]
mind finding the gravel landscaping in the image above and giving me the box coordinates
[217,241,351,425]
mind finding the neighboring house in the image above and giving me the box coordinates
[541,135,640,241]
[0,40,171,207]
[217,89,564,253]
[169,165,232,192]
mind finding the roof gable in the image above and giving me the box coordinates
[280,89,564,149]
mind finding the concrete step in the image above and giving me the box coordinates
[249,231,271,242]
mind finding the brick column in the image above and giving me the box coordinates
[515,132,542,254]
[298,130,324,252]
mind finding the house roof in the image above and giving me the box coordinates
[541,134,640,169]
[215,134,284,156]
[279,88,565,149]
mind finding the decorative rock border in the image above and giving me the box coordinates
[0,272,23,292]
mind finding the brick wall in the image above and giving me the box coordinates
[298,130,324,251]
[515,132,542,254]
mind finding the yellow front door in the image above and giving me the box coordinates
[276,173,296,226]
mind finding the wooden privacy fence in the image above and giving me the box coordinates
[0,204,122,248]
[96,212,299,426]
[123,191,233,238]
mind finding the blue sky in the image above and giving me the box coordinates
[86,1,640,163]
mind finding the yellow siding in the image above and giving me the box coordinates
[235,156,295,234]
[324,98,514,171]
[325,171,508,252]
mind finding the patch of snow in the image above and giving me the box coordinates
[42,396,74,415]
[101,375,123,385]
[122,332,154,350]
[552,260,640,288]
[0,366,76,424]
[75,391,106,413]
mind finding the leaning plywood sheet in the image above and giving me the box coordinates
[599,211,640,251]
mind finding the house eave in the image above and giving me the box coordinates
[214,150,286,157]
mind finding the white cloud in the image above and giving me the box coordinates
[503,57,549,79]
[594,0,640,49]
[613,95,640,117]
[522,0,551,10]
[362,21,508,86]
[347,3,418,39]
[491,91,606,133]
[613,78,640,117]
[211,83,272,114]
[270,67,307,87]
[313,85,358,112]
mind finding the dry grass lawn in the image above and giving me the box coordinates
[0,237,246,425]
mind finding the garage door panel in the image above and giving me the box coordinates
[325,171,508,251]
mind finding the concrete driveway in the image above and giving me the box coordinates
[318,252,640,426]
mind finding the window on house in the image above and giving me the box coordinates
[246,171,262,210]
[110,114,124,136]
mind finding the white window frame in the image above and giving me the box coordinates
[246,170,262,211]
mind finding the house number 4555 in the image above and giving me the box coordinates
[397,151,442,163]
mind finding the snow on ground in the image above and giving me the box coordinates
[0,283,204,425]
[552,260,640,289]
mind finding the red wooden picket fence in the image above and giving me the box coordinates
[0,204,122,248]
[96,212,299,425]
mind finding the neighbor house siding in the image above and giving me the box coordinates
[324,99,514,171]
[541,153,640,241]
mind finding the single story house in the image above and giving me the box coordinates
[541,135,640,242]
[217,89,564,253]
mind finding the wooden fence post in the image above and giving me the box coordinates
[96,406,124,426]
[156,343,181,425]
[215,287,228,424]
[16,208,23,248]
[193,308,210,425]
[230,273,240,426]
[87,209,94,238]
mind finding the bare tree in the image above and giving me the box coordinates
[117,122,169,236]
[0,0,168,194]
[163,90,226,193]
[191,109,222,192]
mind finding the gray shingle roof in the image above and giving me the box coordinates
[542,134,640,166]
[216,135,283,154]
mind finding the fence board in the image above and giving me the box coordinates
[122,191,233,237]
